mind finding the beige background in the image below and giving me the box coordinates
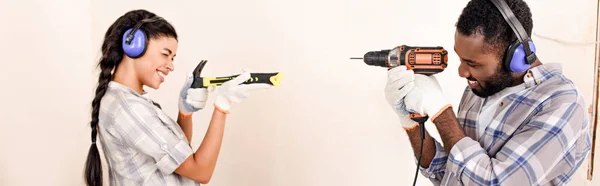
[1,0,599,185]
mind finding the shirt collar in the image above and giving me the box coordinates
[107,81,154,103]
[522,63,562,89]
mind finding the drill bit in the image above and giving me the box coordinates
[350,57,363,59]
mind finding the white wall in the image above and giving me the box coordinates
[0,0,598,185]
[526,0,599,185]
[0,0,95,185]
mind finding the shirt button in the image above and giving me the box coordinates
[499,102,504,107]
[527,74,532,78]
[162,144,168,150]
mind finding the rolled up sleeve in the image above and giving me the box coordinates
[417,138,448,185]
[115,99,194,174]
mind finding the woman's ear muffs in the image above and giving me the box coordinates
[122,17,163,58]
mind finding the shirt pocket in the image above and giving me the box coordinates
[152,106,187,140]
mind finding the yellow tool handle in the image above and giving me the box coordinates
[191,72,283,88]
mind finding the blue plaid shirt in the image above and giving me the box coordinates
[419,63,592,185]
[98,82,200,186]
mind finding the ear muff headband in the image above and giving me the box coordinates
[490,0,537,72]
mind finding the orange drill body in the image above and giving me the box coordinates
[393,45,448,75]
[359,45,449,75]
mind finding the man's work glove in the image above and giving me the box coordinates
[404,74,452,122]
[179,73,210,117]
[214,70,273,114]
[384,66,419,130]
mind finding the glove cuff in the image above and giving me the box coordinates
[178,98,192,115]
[179,110,193,119]
[214,104,230,114]
[214,96,231,114]
[399,115,419,130]
[430,104,453,122]
[402,122,419,131]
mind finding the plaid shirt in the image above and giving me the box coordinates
[419,63,592,186]
[98,81,200,186]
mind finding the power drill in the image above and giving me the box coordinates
[352,44,448,120]
[352,45,448,186]
[352,45,448,75]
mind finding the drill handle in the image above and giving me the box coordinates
[409,113,429,123]
[410,113,429,140]
[191,72,283,88]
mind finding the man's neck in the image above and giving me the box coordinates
[511,59,542,86]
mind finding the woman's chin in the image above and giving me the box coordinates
[146,81,162,90]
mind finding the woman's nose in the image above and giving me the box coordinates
[166,62,174,72]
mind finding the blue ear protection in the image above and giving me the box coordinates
[490,0,537,73]
[122,17,163,58]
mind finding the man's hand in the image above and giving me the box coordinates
[214,70,273,114]
[384,66,419,129]
[179,73,209,117]
[404,74,452,121]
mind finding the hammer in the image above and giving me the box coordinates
[190,60,283,88]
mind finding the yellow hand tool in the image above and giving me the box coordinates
[190,60,283,88]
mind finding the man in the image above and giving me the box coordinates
[385,0,592,185]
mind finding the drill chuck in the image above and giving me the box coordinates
[363,50,391,67]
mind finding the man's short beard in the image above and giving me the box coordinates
[471,62,515,98]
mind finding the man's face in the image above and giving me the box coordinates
[454,31,515,98]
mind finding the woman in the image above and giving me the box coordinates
[84,9,271,186]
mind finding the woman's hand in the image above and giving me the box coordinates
[214,70,273,114]
[179,73,209,117]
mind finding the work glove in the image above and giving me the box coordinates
[384,66,418,129]
[214,70,273,114]
[403,74,452,122]
[179,73,209,117]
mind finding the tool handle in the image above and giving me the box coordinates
[191,72,283,88]
[410,113,429,140]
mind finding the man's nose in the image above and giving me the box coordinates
[458,62,470,78]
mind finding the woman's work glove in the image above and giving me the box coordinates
[404,74,452,122]
[179,73,209,117]
[214,70,273,114]
[384,66,418,129]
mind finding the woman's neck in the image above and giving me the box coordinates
[112,60,143,95]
